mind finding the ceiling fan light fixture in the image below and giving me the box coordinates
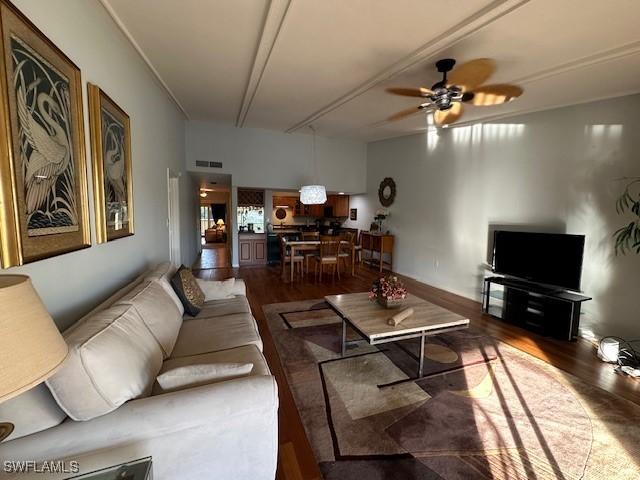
[300,125,327,205]
[386,58,523,126]
[300,185,327,205]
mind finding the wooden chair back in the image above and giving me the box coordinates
[319,236,340,259]
[302,231,320,241]
[339,231,355,254]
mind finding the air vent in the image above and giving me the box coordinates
[195,160,223,169]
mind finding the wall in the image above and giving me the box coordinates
[342,194,374,233]
[9,0,193,330]
[186,121,367,193]
[366,94,640,339]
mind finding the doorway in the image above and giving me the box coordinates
[195,181,231,269]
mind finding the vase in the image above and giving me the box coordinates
[377,295,404,309]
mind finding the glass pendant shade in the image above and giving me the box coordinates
[299,185,327,205]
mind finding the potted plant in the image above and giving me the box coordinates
[614,177,640,255]
[369,275,407,308]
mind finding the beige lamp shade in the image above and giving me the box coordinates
[216,219,225,226]
[0,275,68,403]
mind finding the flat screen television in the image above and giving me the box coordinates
[492,231,585,291]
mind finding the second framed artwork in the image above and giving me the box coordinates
[88,83,133,243]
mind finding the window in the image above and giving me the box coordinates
[200,206,212,236]
[237,206,264,233]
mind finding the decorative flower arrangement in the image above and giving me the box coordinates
[369,275,407,308]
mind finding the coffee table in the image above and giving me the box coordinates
[324,292,469,377]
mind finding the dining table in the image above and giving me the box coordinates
[284,239,354,282]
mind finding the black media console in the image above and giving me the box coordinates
[482,276,592,341]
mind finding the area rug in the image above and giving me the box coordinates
[263,299,640,480]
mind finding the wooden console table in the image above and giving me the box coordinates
[361,232,394,273]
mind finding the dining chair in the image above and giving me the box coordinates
[280,236,303,279]
[338,231,355,275]
[352,229,363,270]
[302,231,320,273]
[314,236,340,281]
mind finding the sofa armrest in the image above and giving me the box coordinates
[0,376,278,480]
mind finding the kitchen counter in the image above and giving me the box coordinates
[238,232,265,238]
[271,229,302,234]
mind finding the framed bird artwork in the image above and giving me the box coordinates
[0,0,90,268]
[88,83,134,243]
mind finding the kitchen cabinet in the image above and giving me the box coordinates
[273,196,296,209]
[309,204,324,217]
[294,200,311,217]
[239,234,267,266]
[272,195,349,217]
[330,195,349,217]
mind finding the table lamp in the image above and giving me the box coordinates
[216,218,225,227]
[0,275,68,442]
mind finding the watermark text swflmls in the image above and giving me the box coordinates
[3,460,80,474]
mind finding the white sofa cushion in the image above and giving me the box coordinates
[115,280,183,357]
[46,305,163,421]
[195,278,237,301]
[155,363,254,393]
[170,313,263,358]
[0,384,66,441]
[144,262,184,315]
[189,296,252,320]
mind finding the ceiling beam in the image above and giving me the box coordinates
[99,0,190,119]
[236,0,292,128]
[513,39,640,86]
[284,0,530,134]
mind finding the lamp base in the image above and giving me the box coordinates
[0,422,14,442]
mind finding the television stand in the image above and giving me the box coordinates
[483,276,592,341]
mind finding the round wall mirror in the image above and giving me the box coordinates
[378,177,396,207]
[275,208,287,220]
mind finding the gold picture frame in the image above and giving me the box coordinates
[88,83,133,243]
[0,0,90,268]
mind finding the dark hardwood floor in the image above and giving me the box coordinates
[192,243,230,270]
[194,263,640,480]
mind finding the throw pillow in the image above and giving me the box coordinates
[170,265,205,316]
[156,363,254,393]
[195,277,237,301]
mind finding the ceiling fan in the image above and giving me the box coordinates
[386,58,523,126]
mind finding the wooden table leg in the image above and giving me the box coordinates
[351,246,355,276]
[341,319,347,356]
[290,245,295,282]
[418,332,425,377]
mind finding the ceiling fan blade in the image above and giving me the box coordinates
[447,58,496,92]
[387,105,428,122]
[434,102,463,126]
[465,84,523,106]
[386,87,433,98]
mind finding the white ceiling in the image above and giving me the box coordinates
[103,0,640,141]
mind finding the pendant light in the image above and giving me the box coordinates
[300,125,327,205]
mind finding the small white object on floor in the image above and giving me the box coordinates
[388,307,414,326]
[597,338,620,363]
[617,365,640,378]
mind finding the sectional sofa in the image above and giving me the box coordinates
[0,263,278,479]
